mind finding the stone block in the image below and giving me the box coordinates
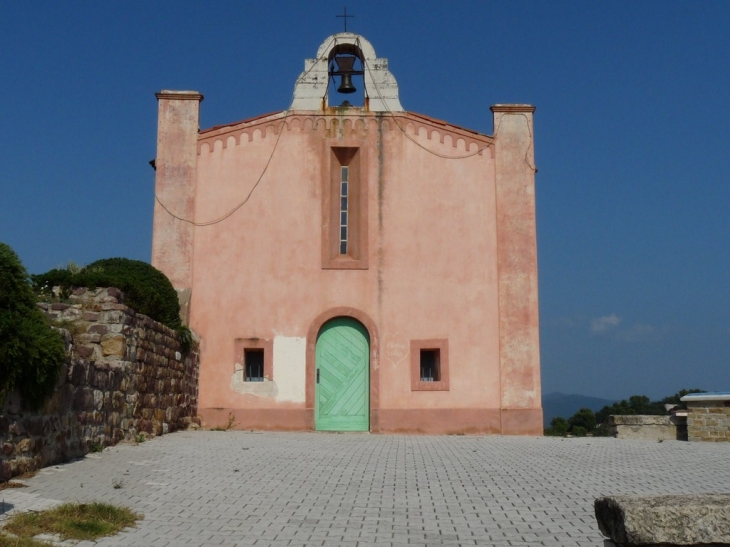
[88,324,108,335]
[107,360,127,373]
[101,335,126,357]
[106,287,122,300]
[74,345,94,359]
[595,494,730,546]
[99,310,126,323]
[77,333,102,344]
[93,390,104,410]
[16,438,35,454]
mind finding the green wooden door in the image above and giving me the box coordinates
[315,317,370,431]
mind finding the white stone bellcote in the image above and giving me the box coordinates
[290,33,403,112]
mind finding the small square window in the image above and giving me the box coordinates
[411,339,449,391]
[245,349,265,382]
[235,338,273,383]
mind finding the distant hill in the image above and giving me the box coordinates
[542,392,616,428]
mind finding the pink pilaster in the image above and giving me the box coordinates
[152,90,203,322]
[491,104,543,435]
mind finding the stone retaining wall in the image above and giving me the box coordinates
[0,288,199,482]
[607,414,687,441]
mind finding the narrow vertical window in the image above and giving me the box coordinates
[339,166,349,254]
[323,146,368,269]
[244,348,265,382]
[420,349,440,382]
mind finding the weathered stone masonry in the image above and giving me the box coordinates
[0,288,199,482]
[686,402,730,442]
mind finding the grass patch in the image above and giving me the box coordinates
[1,502,141,544]
[0,535,52,547]
[210,412,236,431]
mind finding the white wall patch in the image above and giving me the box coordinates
[273,336,306,403]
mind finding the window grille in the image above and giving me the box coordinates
[420,349,440,382]
[339,166,349,254]
[245,349,265,382]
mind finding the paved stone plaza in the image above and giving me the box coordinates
[2,432,729,546]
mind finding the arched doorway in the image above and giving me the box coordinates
[315,317,370,431]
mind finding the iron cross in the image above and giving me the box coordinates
[336,7,354,32]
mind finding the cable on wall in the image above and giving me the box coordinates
[155,35,536,227]
[154,41,332,227]
[358,36,490,161]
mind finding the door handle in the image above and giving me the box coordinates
[316,369,320,383]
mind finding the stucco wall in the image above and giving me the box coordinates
[152,100,542,434]
[190,113,507,430]
[0,288,199,482]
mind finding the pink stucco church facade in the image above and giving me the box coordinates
[151,33,542,435]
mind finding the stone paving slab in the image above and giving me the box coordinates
[1,432,729,546]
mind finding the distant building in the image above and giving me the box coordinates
[151,33,542,434]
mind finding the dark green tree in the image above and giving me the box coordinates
[0,242,65,408]
[568,408,597,434]
[660,389,705,408]
[596,399,635,425]
[545,416,570,436]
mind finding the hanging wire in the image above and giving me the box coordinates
[155,34,533,227]
[357,37,491,160]
[154,38,336,227]
[155,111,290,227]
[493,111,537,173]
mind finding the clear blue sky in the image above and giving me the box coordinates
[2,2,728,401]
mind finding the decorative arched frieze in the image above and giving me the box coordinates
[400,115,492,153]
[196,112,493,156]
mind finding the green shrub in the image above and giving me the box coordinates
[0,242,65,408]
[33,258,181,329]
[568,408,597,433]
[32,258,192,356]
[544,416,570,436]
[177,324,193,356]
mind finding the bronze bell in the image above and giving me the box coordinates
[338,73,356,94]
[335,55,357,94]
